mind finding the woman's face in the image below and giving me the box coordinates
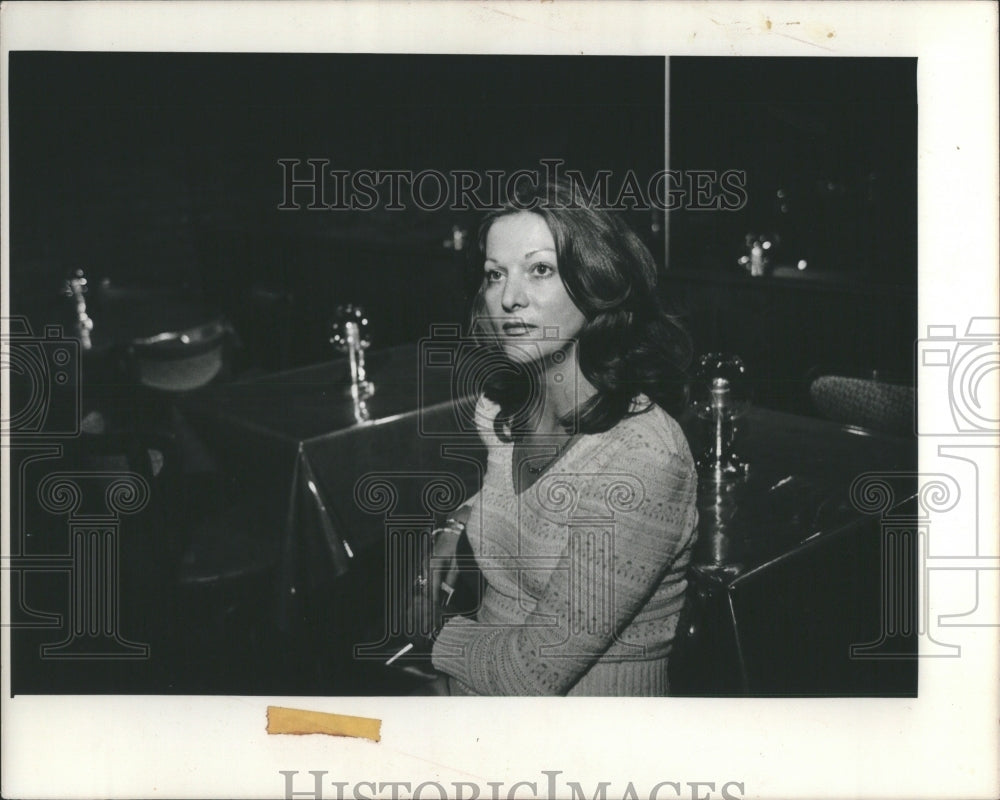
[481,212,587,364]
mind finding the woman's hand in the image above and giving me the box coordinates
[428,505,471,624]
[429,522,462,622]
[407,506,471,653]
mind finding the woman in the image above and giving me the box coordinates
[422,178,698,696]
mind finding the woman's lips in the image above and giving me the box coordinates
[501,323,536,336]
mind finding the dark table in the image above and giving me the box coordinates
[181,345,917,695]
[180,342,486,692]
[676,409,918,696]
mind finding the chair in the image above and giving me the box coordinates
[808,373,914,437]
[113,305,279,686]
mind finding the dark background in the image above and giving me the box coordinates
[667,57,917,410]
[10,54,916,405]
[7,53,917,695]
[9,52,665,369]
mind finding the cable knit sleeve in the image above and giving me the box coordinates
[432,413,698,695]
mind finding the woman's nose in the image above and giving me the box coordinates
[501,274,528,312]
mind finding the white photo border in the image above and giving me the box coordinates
[2,2,998,799]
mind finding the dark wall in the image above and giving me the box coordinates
[9,52,665,366]
[665,58,917,411]
[662,274,916,413]
[10,53,916,408]
[669,57,917,283]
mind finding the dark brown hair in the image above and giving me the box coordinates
[466,177,692,439]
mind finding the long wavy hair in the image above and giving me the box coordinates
[465,177,692,441]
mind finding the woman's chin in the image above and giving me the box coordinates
[497,338,577,369]
[498,340,537,362]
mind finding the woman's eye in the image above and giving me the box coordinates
[484,269,503,283]
[531,262,555,277]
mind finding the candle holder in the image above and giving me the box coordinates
[62,268,94,351]
[330,304,374,419]
[690,353,751,481]
[738,232,780,277]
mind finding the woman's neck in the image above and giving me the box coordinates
[535,342,597,434]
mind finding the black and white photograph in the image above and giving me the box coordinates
[2,2,997,799]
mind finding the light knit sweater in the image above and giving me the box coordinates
[432,394,698,696]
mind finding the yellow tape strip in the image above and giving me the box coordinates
[266,706,382,743]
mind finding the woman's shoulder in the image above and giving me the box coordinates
[600,396,694,469]
[573,399,697,512]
